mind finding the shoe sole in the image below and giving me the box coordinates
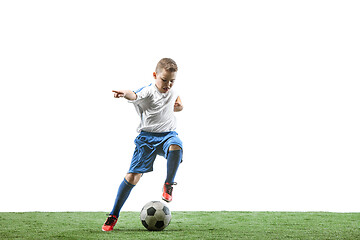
[162,196,172,203]
[102,228,115,232]
[102,228,114,232]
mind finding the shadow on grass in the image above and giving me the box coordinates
[113,228,184,232]
[82,226,184,233]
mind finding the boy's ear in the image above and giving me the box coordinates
[153,72,157,79]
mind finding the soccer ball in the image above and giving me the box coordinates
[140,201,171,231]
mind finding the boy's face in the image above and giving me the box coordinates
[153,69,177,93]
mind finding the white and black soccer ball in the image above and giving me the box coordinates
[140,201,171,231]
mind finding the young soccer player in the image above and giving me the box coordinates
[102,58,184,231]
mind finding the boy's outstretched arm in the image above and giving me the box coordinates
[174,96,183,112]
[112,90,137,101]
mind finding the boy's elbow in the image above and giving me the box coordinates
[125,91,137,101]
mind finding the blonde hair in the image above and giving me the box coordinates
[155,58,178,73]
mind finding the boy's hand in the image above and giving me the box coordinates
[174,96,183,112]
[112,90,126,98]
[112,90,137,100]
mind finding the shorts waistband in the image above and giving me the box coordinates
[140,131,176,137]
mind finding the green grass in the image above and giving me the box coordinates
[0,212,359,239]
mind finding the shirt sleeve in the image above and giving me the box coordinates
[128,84,151,104]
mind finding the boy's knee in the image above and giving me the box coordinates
[125,173,142,185]
[169,144,182,151]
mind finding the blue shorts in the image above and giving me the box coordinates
[128,131,183,174]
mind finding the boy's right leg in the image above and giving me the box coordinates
[110,173,141,216]
[102,173,142,231]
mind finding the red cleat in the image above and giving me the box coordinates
[162,182,177,203]
[102,215,118,232]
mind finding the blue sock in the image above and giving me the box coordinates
[110,178,135,217]
[165,150,182,184]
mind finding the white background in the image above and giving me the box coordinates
[1,0,359,212]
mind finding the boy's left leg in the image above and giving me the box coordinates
[162,144,182,202]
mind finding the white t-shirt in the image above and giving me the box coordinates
[129,83,179,133]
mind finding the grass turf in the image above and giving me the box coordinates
[0,212,359,239]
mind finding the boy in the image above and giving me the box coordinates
[102,58,184,231]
